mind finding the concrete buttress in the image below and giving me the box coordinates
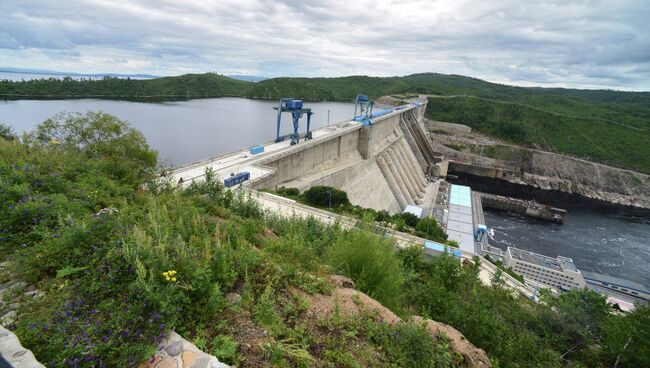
[395,141,425,196]
[388,148,418,204]
[377,155,408,209]
[399,139,427,190]
[385,150,414,206]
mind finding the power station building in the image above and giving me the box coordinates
[505,247,587,290]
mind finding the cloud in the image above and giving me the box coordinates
[0,0,648,90]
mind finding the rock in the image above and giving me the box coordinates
[411,316,491,368]
[164,341,183,357]
[139,332,232,368]
[225,292,241,306]
[0,325,46,367]
[182,351,196,367]
[1,311,16,324]
[209,361,230,368]
[93,207,118,217]
[23,290,43,298]
[190,356,210,368]
[138,355,162,368]
[156,356,177,368]
[330,275,355,288]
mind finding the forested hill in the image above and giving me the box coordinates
[2,72,649,173]
[2,72,649,103]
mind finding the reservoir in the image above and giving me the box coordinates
[0,97,354,166]
[1,97,649,288]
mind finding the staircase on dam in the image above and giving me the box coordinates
[399,108,440,176]
[170,98,441,215]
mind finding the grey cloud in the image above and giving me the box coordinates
[0,0,648,90]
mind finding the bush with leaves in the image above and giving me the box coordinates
[303,185,350,207]
[326,231,404,311]
[0,122,16,140]
[415,216,447,242]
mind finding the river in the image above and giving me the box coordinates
[485,206,650,287]
[0,98,354,166]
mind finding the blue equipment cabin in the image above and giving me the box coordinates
[424,240,462,258]
[249,145,264,155]
[224,172,250,187]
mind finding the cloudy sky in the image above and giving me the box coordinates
[1,0,648,90]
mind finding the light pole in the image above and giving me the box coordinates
[326,190,332,212]
[327,109,330,126]
[425,217,431,240]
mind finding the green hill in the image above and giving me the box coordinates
[0,72,250,99]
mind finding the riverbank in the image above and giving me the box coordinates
[425,119,650,211]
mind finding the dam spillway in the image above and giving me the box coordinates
[170,98,439,214]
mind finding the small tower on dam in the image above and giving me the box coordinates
[273,98,314,145]
[353,94,374,125]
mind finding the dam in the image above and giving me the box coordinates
[171,97,441,215]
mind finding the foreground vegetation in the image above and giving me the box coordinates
[1,115,649,367]
[271,186,448,243]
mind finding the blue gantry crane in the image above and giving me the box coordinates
[273,98,313,145]
[353,94,374,125]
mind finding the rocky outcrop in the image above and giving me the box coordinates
[525,150,650,208]
[139,332,231,368]
[426,119,650,209]
[411,316,491,368]
[450,161,650,209]
[0,325,45,368]
[300,285,491,368]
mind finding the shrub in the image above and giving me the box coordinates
[326,231,404,310]
[0,123,16,140]
[399,212,420,227]
[415,217,448,242]
[33,112,158,186]
[303,186,350,207]
[276,186,300,197]
[369,321,456,368]
[374,210,391,222]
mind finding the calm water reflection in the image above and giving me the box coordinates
[0,98,354,165]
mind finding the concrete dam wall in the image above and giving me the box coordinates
[170,99,437,214]
[251,102,435,213]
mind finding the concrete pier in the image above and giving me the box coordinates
[480,193,566,223]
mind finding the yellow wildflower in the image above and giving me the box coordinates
[171,277,177,282]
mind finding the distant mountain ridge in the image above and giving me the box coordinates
[0,67,159,80]
[0,67,267,82]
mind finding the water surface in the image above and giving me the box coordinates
[485,207,650,286]
[0,98,354,165]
